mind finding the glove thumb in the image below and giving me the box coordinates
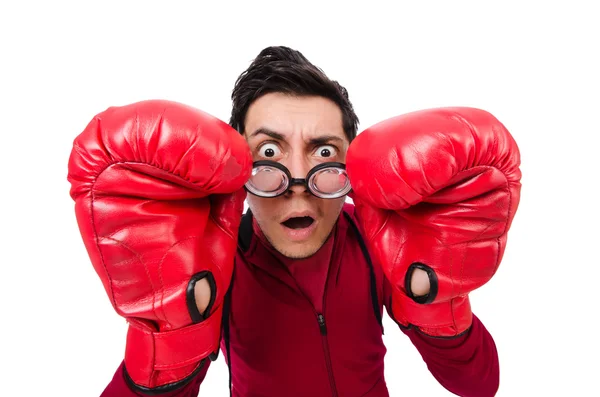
[353,198,389,242]
[208,188,247,238]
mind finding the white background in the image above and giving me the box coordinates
[1,1,598,396]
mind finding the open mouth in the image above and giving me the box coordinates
[281,216,315,229]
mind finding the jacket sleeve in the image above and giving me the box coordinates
[100,360,211,397]
[384,280,500,397]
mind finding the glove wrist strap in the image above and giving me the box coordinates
[124,304,223,389]
[391,290,472,337]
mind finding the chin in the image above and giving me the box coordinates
[276,243,321,259]
[269,223,332,259]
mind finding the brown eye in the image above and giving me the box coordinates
[258,143,281,158]
[315,145,337,158]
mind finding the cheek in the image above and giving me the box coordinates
[319,198,345,222]
[246,195,267,216]
[247,195,282,224]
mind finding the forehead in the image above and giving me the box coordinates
[244,93,345,141]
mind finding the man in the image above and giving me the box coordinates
[68,46,521,396]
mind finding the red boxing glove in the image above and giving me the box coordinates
[67,100,252,391]
[346,107,521,337]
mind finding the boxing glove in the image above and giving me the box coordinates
[346,107,521,337]
[67,100,252,391]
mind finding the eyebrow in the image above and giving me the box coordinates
[309,135,345,146]
[249,127,285,141]
[249,127,345,145]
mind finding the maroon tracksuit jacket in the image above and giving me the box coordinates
[102,204,499,396]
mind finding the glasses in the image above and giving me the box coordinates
[245,160,352,199]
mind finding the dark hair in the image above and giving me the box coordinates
[229,46,359,142]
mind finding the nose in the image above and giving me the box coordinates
[288,181,307,195]
[286,156,311,195]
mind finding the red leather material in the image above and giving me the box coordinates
[67,100,252,389]
[126,305,223,371]
[346,107,521,337]
[98,204,501,397]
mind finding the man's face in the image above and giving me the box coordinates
[244,92,349,259]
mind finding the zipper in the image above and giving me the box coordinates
[317,313,338,397]
[281,270,338,396]
[317,314,327,335]
[318,249,339,397]
[276,254,339,396]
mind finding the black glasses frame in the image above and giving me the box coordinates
[245,160,351,199]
